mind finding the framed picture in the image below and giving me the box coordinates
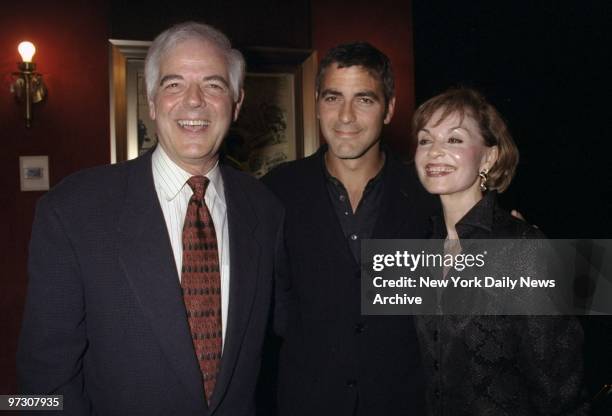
[19,155,50,191]
[109,40,318,176]
[108,39,152,163]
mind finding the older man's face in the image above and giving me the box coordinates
[149,38,243,175]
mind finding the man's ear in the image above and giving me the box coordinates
[149,99,156,120]
[232,89,245,122]
[383,97,396,124]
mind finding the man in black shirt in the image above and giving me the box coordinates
[262,42,437,416]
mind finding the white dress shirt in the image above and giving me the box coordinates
[152,146,230,347]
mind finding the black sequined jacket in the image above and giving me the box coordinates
[416,191,589,416]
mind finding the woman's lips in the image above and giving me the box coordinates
[425,164,456,177]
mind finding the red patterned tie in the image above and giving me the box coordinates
[181,176,222,404]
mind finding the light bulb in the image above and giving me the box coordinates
[18,41,36,63]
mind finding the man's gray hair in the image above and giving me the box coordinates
[144,21,245,102]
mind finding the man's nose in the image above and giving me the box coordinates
[184,84,206,108]
[339,101,356,123]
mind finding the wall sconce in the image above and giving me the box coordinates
[11,41,47,128]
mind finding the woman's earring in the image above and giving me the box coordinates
[479,169,489,192]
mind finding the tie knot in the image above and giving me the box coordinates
[187,176,210,201]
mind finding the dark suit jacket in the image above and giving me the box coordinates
[18,151,284,416]
[262,146,439,416]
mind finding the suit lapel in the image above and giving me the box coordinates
[208,165,260,412]
[116,153,207,410]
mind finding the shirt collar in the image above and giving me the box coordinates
[152,145,226,205]
[430,191,496,238]
[320,145,387,191]
[455,191,495,234]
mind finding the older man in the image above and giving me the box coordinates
[263,42,438,415]
[18,22,283,416]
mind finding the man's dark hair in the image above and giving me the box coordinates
[316,41,395,107]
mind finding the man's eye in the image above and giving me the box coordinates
[202,82,229,96]
[164,82,181,90]
[448,137,463,144]
[323,95,338,102]
[358,97,374,105]
[207,83,225,90]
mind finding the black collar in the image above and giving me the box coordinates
[431,191,498,238]
[319,144,387,191]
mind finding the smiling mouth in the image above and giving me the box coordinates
[334,129,360,136]
[425,164,456,176]
[177,119,210,131]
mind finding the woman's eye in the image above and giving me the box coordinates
[418,138,431,145]
[448,137,463,144]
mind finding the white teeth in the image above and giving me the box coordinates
[426,166,455,173]
[177,119,210,127]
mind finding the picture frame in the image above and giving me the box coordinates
[108,39,152,164]
[109,40,318,176]
[19,155,50,191]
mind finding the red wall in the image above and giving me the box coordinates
[311,0,415,159]
[0,0,110,394]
